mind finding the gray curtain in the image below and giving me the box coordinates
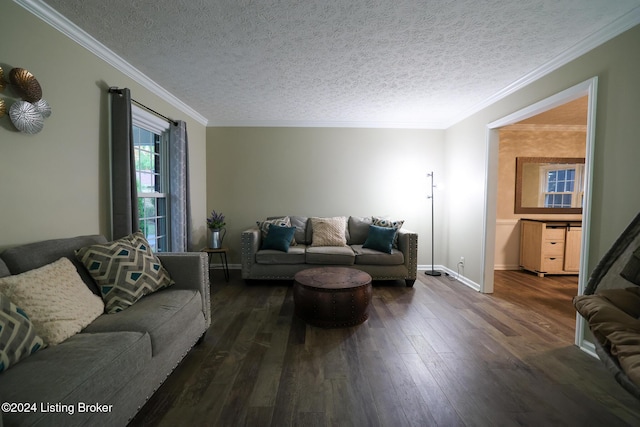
[169,121,191,252]
[109,88,138,240]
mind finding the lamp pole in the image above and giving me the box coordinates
[425,171,441,276]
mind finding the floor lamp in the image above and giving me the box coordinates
[425,171,441,276]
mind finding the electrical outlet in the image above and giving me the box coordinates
[459,256,465,266]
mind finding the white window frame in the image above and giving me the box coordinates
[132,105,171,251]
[538,164,585,208]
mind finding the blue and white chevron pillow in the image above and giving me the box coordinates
[0,293,44,372]
[76,231,174,314]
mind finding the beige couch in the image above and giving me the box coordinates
[241,216,418,287]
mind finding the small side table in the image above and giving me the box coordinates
[201,247,229,282]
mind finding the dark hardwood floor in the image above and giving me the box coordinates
[129,269,640,426]
[493,270,579,342]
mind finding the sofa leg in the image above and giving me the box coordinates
[405,279,415,288]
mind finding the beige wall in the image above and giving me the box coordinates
[494,129,585,269]
[445,24,640,285]
[0,3,208,251]
[206,127,445,264]
[497,129,586,219]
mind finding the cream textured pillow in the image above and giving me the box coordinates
[311,217,347,247]
[0,257,105,346]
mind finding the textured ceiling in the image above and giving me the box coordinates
[39,0,640,128]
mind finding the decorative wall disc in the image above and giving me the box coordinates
[9,101,44,134]
[0,99,5,118]
[33,99,52,118]
[9,68,42,102]
[0,67,5,92]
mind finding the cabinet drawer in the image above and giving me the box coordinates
[543,241,564,256]
[544,227,566,241]
[543,256,564,272]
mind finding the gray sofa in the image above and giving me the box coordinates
[241,216,418,287]
[0,235,211,427]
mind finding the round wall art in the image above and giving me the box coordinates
[9,68,42,102]
[9,101,44,134]
[1,66,52,134]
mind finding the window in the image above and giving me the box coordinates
[541,164,584,209]
[132,105,170,252]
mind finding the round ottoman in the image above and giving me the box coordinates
[293,267,372,328]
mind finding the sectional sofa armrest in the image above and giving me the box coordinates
[397,228,418,280]
[157,252,211,328]
[241,227,261,278]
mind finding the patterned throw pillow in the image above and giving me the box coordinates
[372,216,405,247]
[0,293,45,372]
[75,231,174,314]
[0,257,104,345]
[257,217,297,246]
[310,217,347,247]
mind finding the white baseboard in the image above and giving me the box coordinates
[418,266,481,292]
[494,264,521,270]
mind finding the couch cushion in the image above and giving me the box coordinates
[306,246,355,265]
[574,287,640,388]
[0,234,108,294]
[0,330,150,427]
[76,232,174,314]
[290,216,309,245]
[83,289,202,356]
[0,259,10,278]
[352,245,405,265]
[0,293,45,372]
[0,257,105,346]
[256,245,306,265]
[310,216,348,247]
[348,216,372,245]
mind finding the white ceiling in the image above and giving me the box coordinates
[27,0,640,128]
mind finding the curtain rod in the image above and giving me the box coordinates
[108,87,179,126]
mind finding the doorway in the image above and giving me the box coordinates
[481,77,598,349]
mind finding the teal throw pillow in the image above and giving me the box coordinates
[363,224,397,254]
[262,225,297,252]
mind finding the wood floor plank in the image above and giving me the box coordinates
[130,270,640,426]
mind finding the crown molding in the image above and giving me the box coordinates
[205,118,446,129]
[14,0,209,126]
[445,6,640,129]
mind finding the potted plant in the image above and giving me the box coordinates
[207,210,226,249]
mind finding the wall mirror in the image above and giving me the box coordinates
[515,157,585,214]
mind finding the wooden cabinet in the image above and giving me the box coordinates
[520,219,582,277]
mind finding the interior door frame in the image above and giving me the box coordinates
[480,77,598,350]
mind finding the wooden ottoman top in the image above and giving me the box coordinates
[294,267,371,290]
